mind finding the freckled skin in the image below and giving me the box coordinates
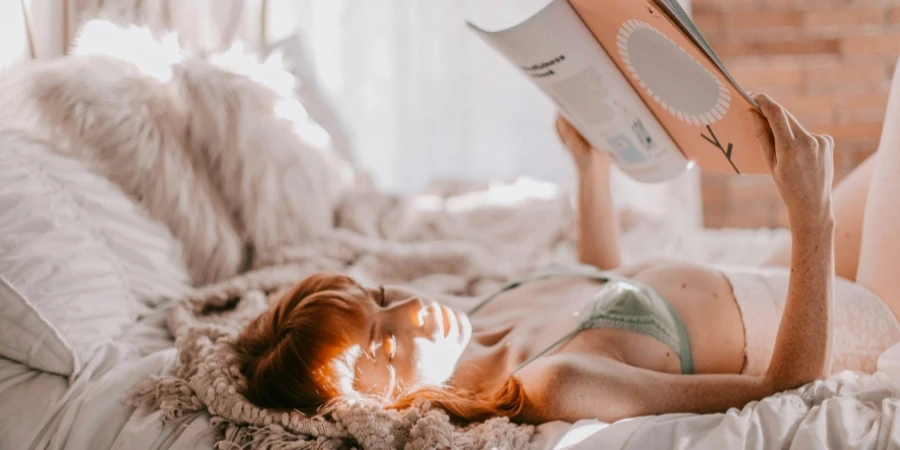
[353,86,900,424]
[510,96,837,424]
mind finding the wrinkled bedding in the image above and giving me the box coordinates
[535,368,900,450]
[6,19,900,448]
[13,225,900,450]
[0,301,215,450]
[531,228,900,450]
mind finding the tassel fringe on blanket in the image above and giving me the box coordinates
[126,259,537,450]
[0,18,599,449]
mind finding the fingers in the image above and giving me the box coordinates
[555,114,570,140]
[755,94,794,149]
[815,133,835,167]
[749,110,777,170]
[784,108,809,138]
[556,114,591,152]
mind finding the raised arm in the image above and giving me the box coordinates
[753,93,835,388]
[523,98,835,424]
[556,116,622,270]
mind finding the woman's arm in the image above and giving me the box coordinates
[557,116,622,270]
[518,355,776,423]
[753,93,835,388]
[522,97,835,423]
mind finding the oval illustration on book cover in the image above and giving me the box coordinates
[617,19,731,127]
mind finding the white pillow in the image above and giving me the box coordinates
[0,131,191,377]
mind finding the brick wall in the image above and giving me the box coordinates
[694,0,897,228]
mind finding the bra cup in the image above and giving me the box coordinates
[580,280,656,329]
[578,280,683,355]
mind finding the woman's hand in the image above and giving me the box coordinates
[556,114,609,172]
[751,94,835,227]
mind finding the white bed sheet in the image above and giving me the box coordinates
[532,367,900,450]
[531,227,900,450]
[0,302,213,450]
[9,227,899,450]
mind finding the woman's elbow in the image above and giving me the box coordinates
[767,368,828,392]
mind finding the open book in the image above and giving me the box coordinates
[467,0,768,183]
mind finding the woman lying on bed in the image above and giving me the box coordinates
[234,91,900,424]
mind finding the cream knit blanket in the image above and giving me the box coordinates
[2,19,589,448]
[125,179,583,449]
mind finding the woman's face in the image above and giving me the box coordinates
[349,284,472,397]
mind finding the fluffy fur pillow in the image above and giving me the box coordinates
[0,20,356,285]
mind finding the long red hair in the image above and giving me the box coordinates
[234,271,527,421]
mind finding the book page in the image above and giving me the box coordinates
[467,0,690,183]
[569,0,769,175]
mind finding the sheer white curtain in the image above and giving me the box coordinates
[275,0,702,230]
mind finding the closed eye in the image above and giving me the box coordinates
[379,285,386,307]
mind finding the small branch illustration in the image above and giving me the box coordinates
[701,125,739,174]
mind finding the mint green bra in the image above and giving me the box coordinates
[468,264,695,374]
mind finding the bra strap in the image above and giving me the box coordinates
[468,263,615,314]
[511,328,580,374]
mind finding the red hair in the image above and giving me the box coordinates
[234,271,527,421]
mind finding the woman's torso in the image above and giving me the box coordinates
[463,260,747,377]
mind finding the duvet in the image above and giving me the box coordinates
[7,298,900,450]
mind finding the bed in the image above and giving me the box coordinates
[5,220,900,450]
[5,9,900,450]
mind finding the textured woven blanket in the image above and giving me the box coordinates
[3,18,592,449]
[124,178,582,449]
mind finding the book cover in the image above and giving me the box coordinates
[569,0,768,174]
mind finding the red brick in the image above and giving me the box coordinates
[709,40,756,59]
[730,65,805,87]
[721,10,804,29]
[838,109,889,123]
[737,84,804,99]
[772,206,790,229]
[704,202,778,228]
[781,0,883,8]
[806,61,886,86]
[714,38,841,58]
[845,147,878,167]
[819,121,883,140]
[698,0,891,229]
[838,92,889,112]
[793,111,836,125]
[889,6,900,24]
[806,81,887,95]
[767,94,836,124]
[805,8,884,28]
[693,0,759,11]
[700,173,732,205]
[693,11,722,35]
[842,34,900,56]
[831,151,855,185]
[777,94,837,113]
[836,91,889,122]
[758,38,842,55]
